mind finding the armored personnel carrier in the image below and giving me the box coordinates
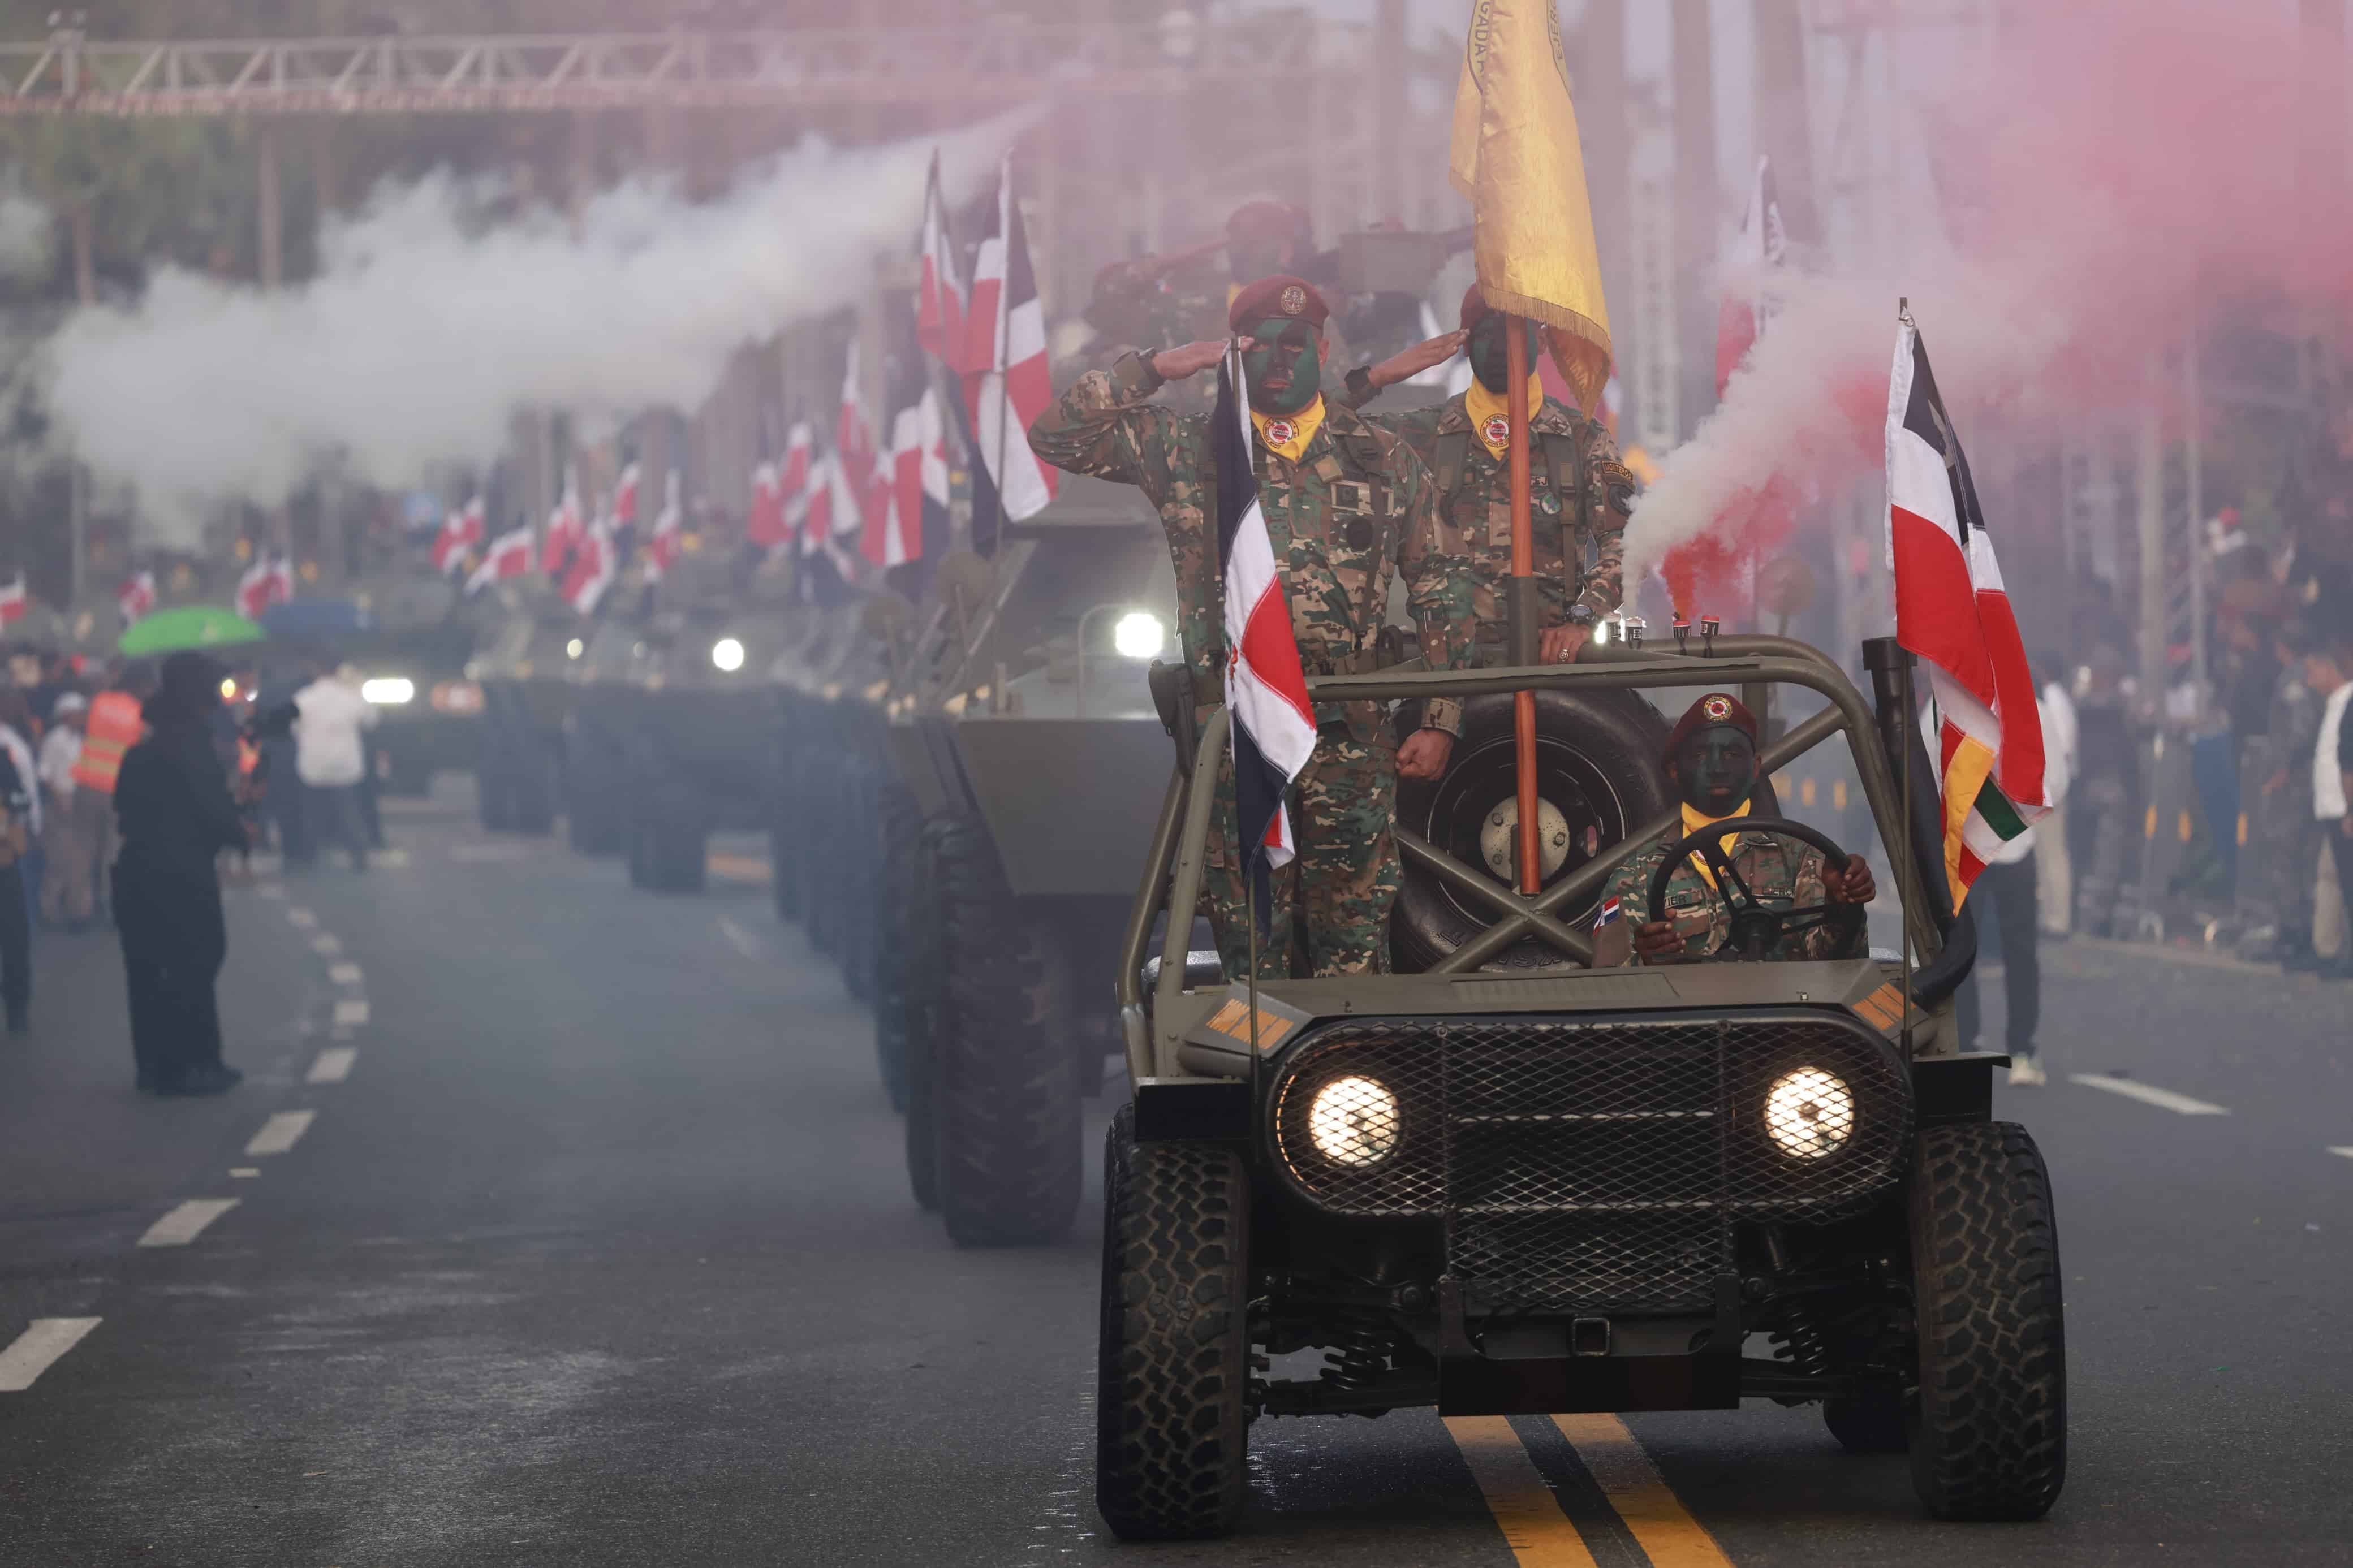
[470,602,584,836]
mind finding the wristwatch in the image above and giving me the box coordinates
[1569,603,1598,626]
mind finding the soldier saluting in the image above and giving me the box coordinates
[1028,274,1479,980]
[1339,284,1636,667]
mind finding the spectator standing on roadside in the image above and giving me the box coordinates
[36,693,100,930]
[292,658,377,872]
[2035,656,2080,938]
[1958,683,2073,1086]
[113,651,247,1096]
[0,688,45,940]
[2304,634,2353,975]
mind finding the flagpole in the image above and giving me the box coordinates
[1506,316,1542,896]
[988,161,1013,554]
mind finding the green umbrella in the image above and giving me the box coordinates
[117,604,268,657]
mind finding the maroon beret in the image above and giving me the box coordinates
[1229,274,1329,334]
[1662,692,1759,764]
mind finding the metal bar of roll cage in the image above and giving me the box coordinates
[1116,637,1942,1073]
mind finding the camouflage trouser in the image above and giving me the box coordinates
[1203,720,1399,981]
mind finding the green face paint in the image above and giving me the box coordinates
[1242,318,1322,414]
[1467,314,1541,394]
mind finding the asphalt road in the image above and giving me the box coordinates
[4,781,2351,1565]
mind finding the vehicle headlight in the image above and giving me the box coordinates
[1112,610,1165,660]
[1763,1068,1854,1160]
[712,637,747,672]
[566,638,584,660]
[1308,1075,1400,1167]
[360,677,415,706]
[430,680,485,715]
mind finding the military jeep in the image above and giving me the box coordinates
[1098,634,2063,1540]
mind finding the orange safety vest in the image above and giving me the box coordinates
[72,690,141,796]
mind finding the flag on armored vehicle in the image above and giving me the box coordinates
[467,525,532,595]
[1885,313,2048,906]
[1213,343,1316,884]
[748,459,787,551]
[1449,0,1613,409]
[835,345,876,545]
[963,155,1057,525]
[0,574,24,627]
[542,477,584,577]
[432,496,484,577]
[613,460,640,530]
[561,519,616,616]
[881,386,948,569]
[917,151,968,373]
[645,472,683,583]
[236,556,289,619]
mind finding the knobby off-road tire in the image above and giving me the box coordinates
[1908,1122,2067,1520]
[1096,1104,1252,1541]
[839,765,881,1003]
[871,788,924,1113]
[934,815,1081,1246]
[900,824,948,1210]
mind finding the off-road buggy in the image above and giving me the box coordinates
[1098,634,2063,1539]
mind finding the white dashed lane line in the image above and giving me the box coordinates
[0,1318,103,1392]
[327,962,363,986]
[229,1167,261,1180]
[2328,1147,2353,1160]
[310,934,342,955]
[2070,1073,2230,1116]
[245,1111,316,1157]
[333,998,370,1027]
[717,917,765,961]
[307,1047,357,1084]
[286,908,317,929]
[137,1199,241,1248]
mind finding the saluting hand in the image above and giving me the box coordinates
[1151,340,1235,382]
[1367,330,1469,391]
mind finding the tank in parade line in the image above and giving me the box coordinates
[340,574,491,800]
[467,603,582,835]
[881,475,1184,1247]
[609,575,807,895]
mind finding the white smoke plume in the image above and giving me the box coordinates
[41,110,1035,543]
[1623,0,2348,597]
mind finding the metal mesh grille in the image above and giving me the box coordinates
[1269,1013,1911,1314]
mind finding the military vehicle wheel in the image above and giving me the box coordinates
[1392,688,1670,971]
[1907,1122,2066,1520]
[839,763,881,1002]
[637,787,708,894]
[510,755,554,836]
[479,765,516,831]
[567,766,628,856]
[933,815,1081,1246]
[901,825,949,1211]
[1096,1103,1252,1541]
[872,786,924,1112]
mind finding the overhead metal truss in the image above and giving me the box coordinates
[0,21,1364,118]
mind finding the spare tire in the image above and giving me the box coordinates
[1392,686,1671,973]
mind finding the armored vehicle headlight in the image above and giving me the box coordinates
[566,638,584,660]
[1113,611,1166,659]
[712,637,747,672]
[1764,1068,1854,1160]
[1308,1075,1401,1167]
[360,677,415,706]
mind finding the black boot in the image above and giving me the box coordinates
[172,1062,244,1096]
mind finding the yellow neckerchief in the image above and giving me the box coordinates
[1463,372,1546,460]
[1677,798,1752,892]
[1252,395,1326,464]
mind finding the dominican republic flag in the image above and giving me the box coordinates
[432,495,485,577]
[0,574,25,627]
[773,421,813,543]
[117,569,156,625]
[881,387,950,569]
[1213,342,1316,887]
[917,151,968,373]
[612,460,640,530]
[236,555,290,619]
[962,155,1057,526]
[834,345,877,546]
[466,524,533,595]
[644,472,684,583]
[1716,154,1787,397]
[1886,313,2048,906]
[560,517,617,615]
[541,477,584,576]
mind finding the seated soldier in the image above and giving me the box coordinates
[1606,692,1878,964]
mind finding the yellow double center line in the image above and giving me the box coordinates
[1444,1414,1735,1567]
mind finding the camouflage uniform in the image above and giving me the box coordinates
[1027,349,1479,980]
[1603,828,1863,962]
[1342,387,1635,658]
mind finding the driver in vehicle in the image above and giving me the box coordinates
[1605,692,1877,963]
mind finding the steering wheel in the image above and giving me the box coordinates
[1644,815,1861,962]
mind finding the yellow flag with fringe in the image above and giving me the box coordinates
[1449,0,1613,411]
